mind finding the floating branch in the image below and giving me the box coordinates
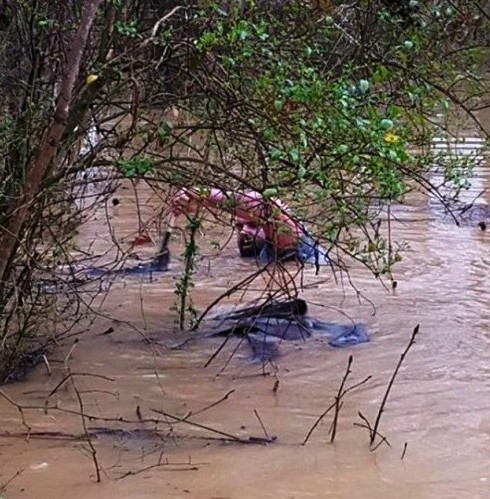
[117,452,200,480]
[150,408,276,445]
[253,409,271,440]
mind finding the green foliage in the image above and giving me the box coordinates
[115,20,139,38]
[116,156,155,177]
[180,0,489,276]
[156,122,173,145]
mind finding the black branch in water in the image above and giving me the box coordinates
[302,356,372,445]
[364,324,420,450]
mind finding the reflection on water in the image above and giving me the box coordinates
[1,137,490,499]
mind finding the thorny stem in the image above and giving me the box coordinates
[176,215,201,330]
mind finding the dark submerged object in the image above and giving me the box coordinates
[86,218,174,278]
[85,259,170,279]
[205,298,369,362]
[435,201,490,228]
[455,203,490,227]
[85,231,172,278]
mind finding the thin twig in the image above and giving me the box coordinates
[70,373,102,482]
[203,333,233,368]
[302,401,337,445]
[187,390,235,418]
[0,430,87,441]
[330,355,353,443]
[0,469,24,493]
[150,408,273,444]
[253,409,270,440]
[0,388,159,424]
[353,421,391,449]
[48,372,115,398]
[370,325,420,448]
[357,410,374,441]
[401,442,408,460]
[303,367,372,445]
[342,375,372,396]
[0,390,31,434]
[42,355,51,376]
[191,262,274,330]
[117,461,199,479]
[64,339,79,368]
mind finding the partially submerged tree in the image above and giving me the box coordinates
[0,0,488,379]
[141,0,490,321]
[0,0,181,379]
[0,0,107,379]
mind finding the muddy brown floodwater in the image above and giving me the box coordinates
[1,140,490,499]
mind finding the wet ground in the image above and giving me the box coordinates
[1,138,490,499]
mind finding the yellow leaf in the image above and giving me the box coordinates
[86,74,99,85]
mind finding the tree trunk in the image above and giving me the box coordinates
[0,0,103,286]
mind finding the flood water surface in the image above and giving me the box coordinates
[1,147,490,499]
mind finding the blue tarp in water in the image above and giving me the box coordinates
[206,298,369,362]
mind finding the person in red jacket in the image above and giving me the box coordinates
[172,187,330,265]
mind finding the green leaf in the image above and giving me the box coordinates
[269,148,282,161]
[373,64,389,83]
[388,149,399,162]
[116,156,155,178]
[273,99,283,111]
[156,122,173,143]
[263,187,278,198]
[380,119,394,130]
[387,105,401,119]
[403,40,414,50]
[289,148,300,162]
[359,79,369,93]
